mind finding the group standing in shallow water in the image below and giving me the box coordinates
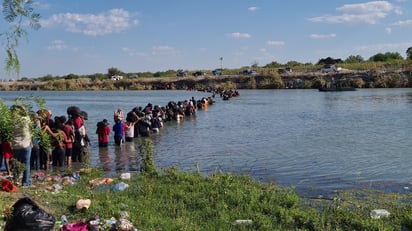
[96,95,217,147]
[0,90,239,185]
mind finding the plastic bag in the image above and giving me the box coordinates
[61,221,88,231]
[5,197,56,231]
[111,182,129,192]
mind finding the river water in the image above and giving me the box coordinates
[1,89,412,195]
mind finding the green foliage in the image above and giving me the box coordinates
[2,0,41,75]
[216,80,237,90]
[10,158,25,181]
[285,60,303,67]
[312,77,326,89]
[263,61,283,68]
[368,52,404,62]
[107,67,123,77]
[140,139,157,176]
[344,55,364,63]
[37,127,51,153]
[256,74,283,89]
[0,100,14,141]
[0,96,46,143]
[1,165,412,230]
[36,74,55,82]
[407,47,412,60]
[247,76,257,89]
[64,73,80,80]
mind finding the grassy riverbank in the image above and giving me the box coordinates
[2,167,412,230]
[1,141,412,230]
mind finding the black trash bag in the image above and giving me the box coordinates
[5,197,56,231]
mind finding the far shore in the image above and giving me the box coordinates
[0,69,410,91]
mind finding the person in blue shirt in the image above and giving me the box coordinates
[113,118,123,146]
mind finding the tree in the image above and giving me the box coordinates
[368,52,403,62]
[251,61,259,69]
[64,73,80,80]
[317,57,342,65]
[406,47,412,60]
[286,61,302,67]
[1,0,41,75]
[345,55,364,63]
[263,61,282,68]
[107,67,123,77]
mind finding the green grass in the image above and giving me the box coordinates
[2,166,412,231]
[2,139,412,230]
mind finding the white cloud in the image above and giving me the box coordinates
[121,47,147,57]
[354,42,412,53]
[337,1,397,15]
[310,34,336,39]
[392,19,412,26]
[41,8,139,36]
[151,45,177,55]
[307,1,401,24]
[248,6,258,12]
[47,40,67,50]
[266,40,285,46]
[385,27,392,34]
[229,32,251,39]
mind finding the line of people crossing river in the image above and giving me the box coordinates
[0,91,240,186]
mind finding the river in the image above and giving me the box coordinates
[1,89,412,195]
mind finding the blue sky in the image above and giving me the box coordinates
[1,0,412,79]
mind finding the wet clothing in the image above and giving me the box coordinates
[73,125,86,162]
[113,121,123,145]
[51,129,67,167]
[73,116,83,130]
[96,124,110,147]
[124,122,134,142]
[30,143,40,170]
[63,124,74,149]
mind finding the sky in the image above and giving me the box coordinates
[1,0,412,79]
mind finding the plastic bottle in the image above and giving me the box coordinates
[61,215,68,224]
[120,172,131,180]
[370,209,390,219]
[112,182,129,192]
[72,172,80,179]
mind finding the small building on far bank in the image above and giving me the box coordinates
[111,75,124,80]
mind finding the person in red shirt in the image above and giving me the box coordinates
[1,140,13,177]
[96,119,111,147]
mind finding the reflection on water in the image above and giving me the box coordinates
[96,139,146,174]
[407,92,412,104]
[97,148,112,172]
